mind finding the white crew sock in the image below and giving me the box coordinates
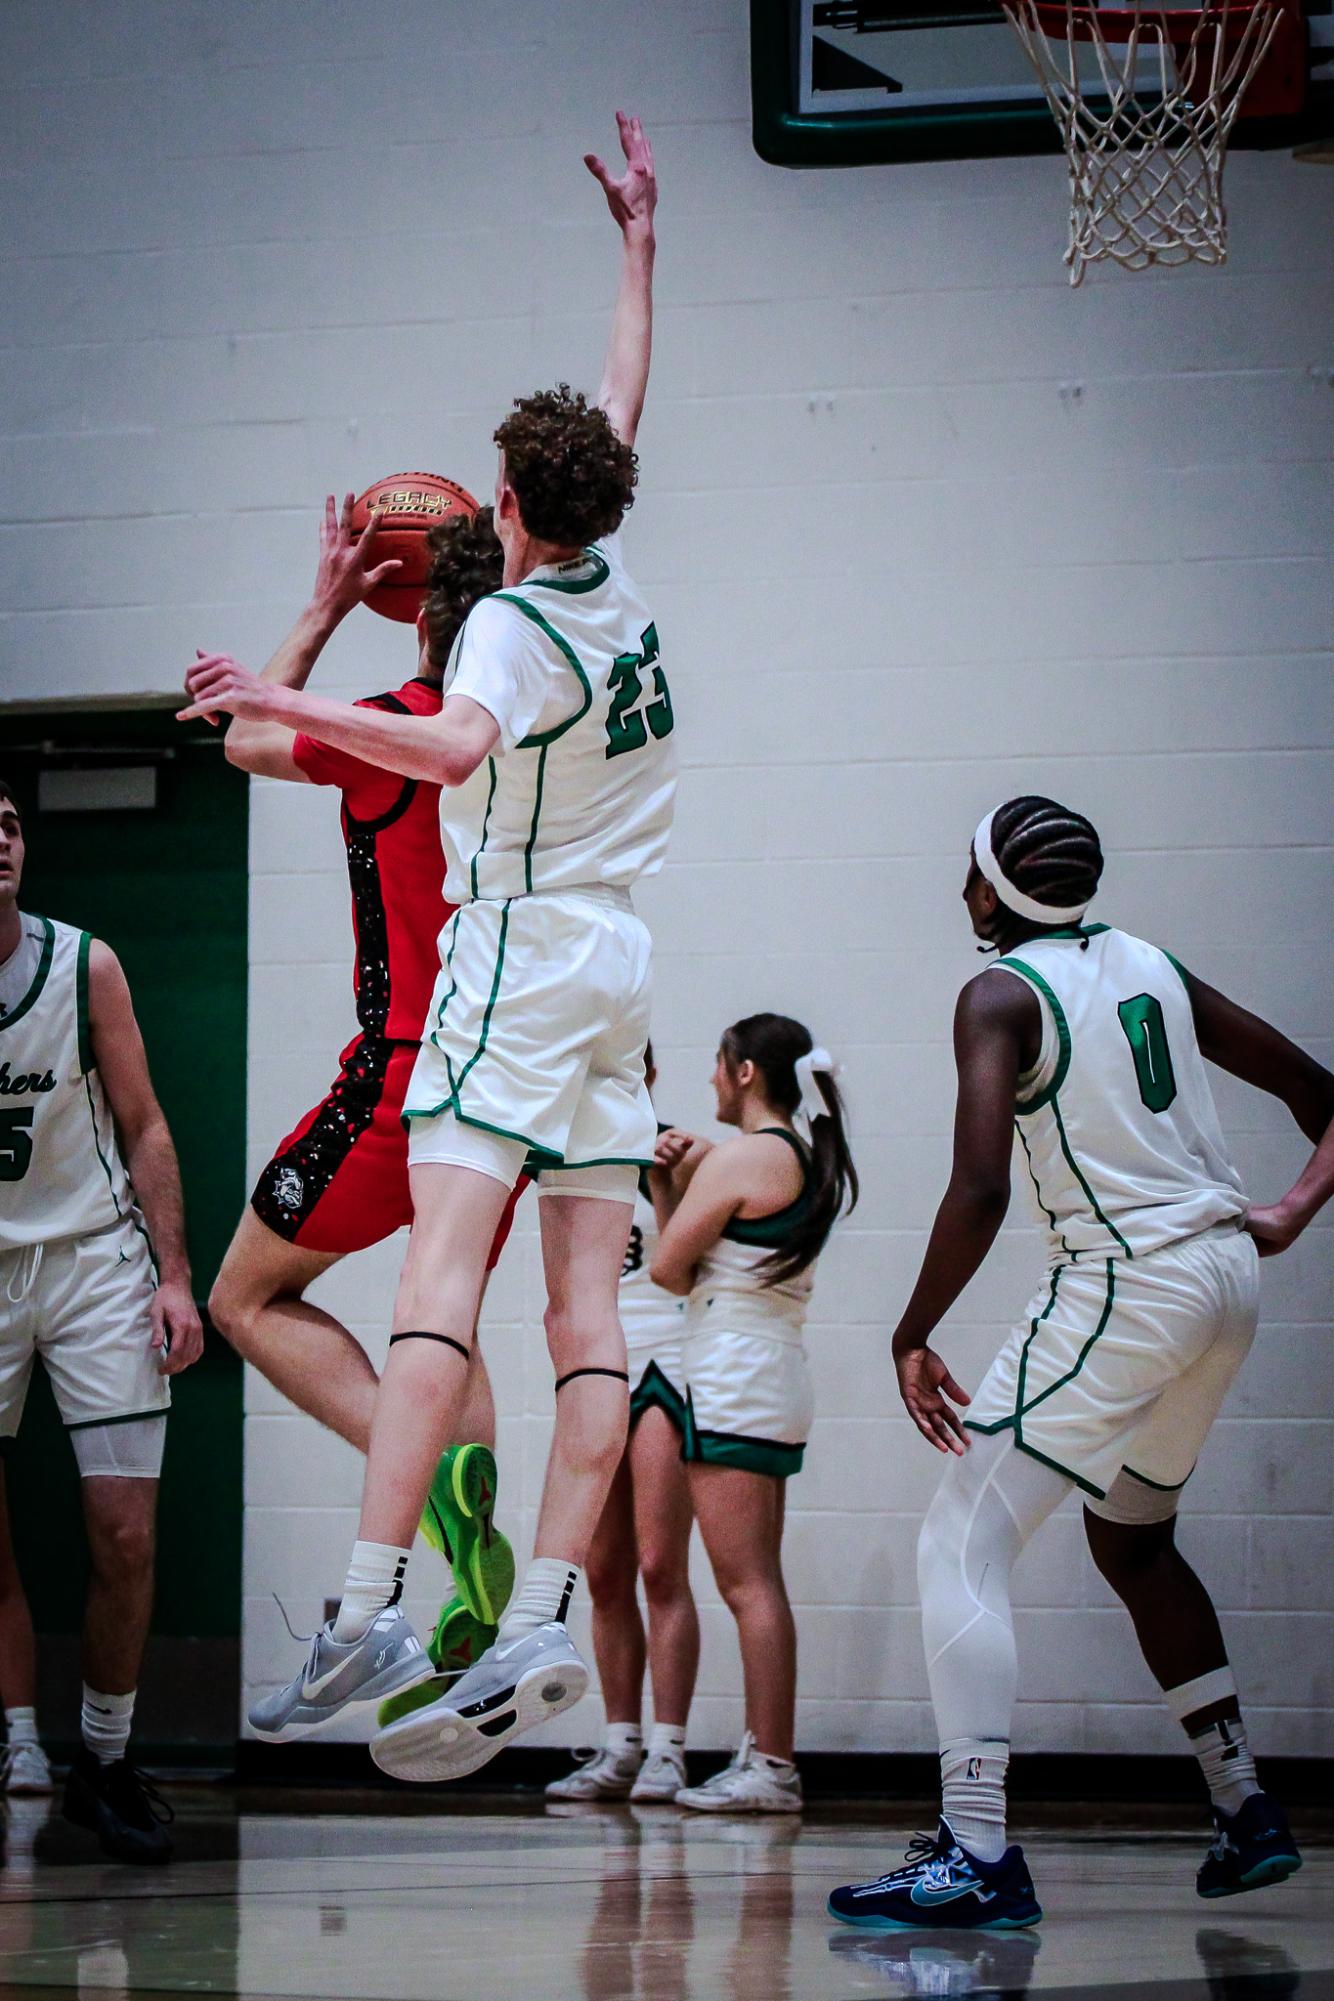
[332,1540,410,1643]
[648,1722,686,1759]
[1165,1666,1262,1818]
[499,1558,581,1640]
[941,1741,1010,1862]
[5,1706,39,1749]
[604,1721,643,1759]
[81,1686,135,1766]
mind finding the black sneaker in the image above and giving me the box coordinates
[1196,1792,1301,1899]
[63,1750,174,1865]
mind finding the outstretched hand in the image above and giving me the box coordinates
[895,1345,971,1455]
[1243,1203,1299,1257]
[585,111,656,235]
[313,491,403,621]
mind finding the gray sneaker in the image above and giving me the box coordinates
[248,1607,433,1743]
[372,1620,589,1783]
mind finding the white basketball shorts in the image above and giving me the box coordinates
[681,1296,814,1480]
[964,1221,1259,1503]
[405,885,656,1175]
[1,1215,169,1441]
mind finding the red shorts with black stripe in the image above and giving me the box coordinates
[252,1032,525,1262]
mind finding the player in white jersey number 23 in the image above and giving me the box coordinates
[181,114,675,1785]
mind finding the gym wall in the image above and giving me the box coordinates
[2,0,1329,1759]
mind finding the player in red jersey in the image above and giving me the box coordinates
[209,501,520,1668]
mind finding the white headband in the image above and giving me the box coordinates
[972,809,1091,925]
[793,1047,837,1136]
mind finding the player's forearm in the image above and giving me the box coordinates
[891,1179,1010,1355]
[1267,1112,1334,1238]
[261,685,465,785]
[124,1116,192,1288]
[598,227,654,445]
[225,606,340,771]
[259,601,341,690]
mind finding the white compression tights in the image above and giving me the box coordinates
[917,1430,1073,1750]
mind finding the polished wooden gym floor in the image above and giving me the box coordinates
[1,1787,1329,2001]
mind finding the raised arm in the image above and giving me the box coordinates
[1182,968,1334,1255]
[587,112,657,448]
[221,495,403,782]
[891,970,1039,1453]
[87,942,203,1376]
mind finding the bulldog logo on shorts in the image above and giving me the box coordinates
[273,1166,304,1211]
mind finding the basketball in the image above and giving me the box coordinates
[350,472,479,623]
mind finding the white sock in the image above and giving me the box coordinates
[941,1741,1010,1862]
[1189,1715,1262,1817]
[81,1686,135,1766]
[1165,1666,1262,1817]
[648,1722,686,1759]
[333,1540,410,1642]
[5,1706,39,1749]
[604,1722,643,1759]
[499,1558,581,1640]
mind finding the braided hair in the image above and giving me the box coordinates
[989,795,1104,923]
[720,1013,858,1286]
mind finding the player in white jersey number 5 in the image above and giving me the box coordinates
[830,795,1334,1933]
[0,780,203,1861]
[183,117,675,1780]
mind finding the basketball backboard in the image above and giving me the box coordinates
[751,0,1332,163]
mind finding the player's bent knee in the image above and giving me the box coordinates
[639,1546,691,1603]
[89,1511,156,1579]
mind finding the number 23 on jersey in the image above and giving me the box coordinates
[606,623,674,759]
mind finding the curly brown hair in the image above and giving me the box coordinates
[493,384,636,547]
[421,505,504,673]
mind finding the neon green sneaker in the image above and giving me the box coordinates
[376,1597,495,1729]
[418,1442,515,1628]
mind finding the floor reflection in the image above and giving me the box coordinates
[0,1787,1328,2001]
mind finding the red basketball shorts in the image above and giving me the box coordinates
[251,1033,525,1263]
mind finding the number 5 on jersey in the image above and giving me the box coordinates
[606,623,674,759]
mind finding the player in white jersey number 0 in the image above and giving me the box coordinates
[830,794,1334,1932]
[183,116,676,1782]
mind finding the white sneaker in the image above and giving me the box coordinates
[631,1746,687,1802]
[674,1731,802,1814]
[546,1743,644,1801]
[1,1740,55,1795]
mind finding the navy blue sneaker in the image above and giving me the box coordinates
[1196,1793,1302,1899]
[828,1821,1042,1931]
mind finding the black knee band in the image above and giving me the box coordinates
[554,1366,630,1393]
[389,1330,471,1362]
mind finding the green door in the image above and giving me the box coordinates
[3,709,247,1758]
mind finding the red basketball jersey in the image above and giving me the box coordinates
[293,677,449,1043]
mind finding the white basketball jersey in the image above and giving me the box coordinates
[440,536,677,903]
[691,1130,817,1327]
[994,924,1245,1263]
[620,1158,686,1348]
[0,915,138,1250]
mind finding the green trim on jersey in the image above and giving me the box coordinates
[1015,1122,1074,1259]
[523,745,548,892]
[999,957,1070,1113]
[523,549,611,596]
[469,761,499,902]
[0,915,55,1035]
[491,594,594,747]
[75,930,93,1075]
[1162,950,1192,992]
[1000,957,1132,1259]
[83,1072,125,1222]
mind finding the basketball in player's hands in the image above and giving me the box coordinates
[350,473,478,623]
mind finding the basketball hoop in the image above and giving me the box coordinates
[1004,0,1302,283]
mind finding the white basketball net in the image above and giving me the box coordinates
[1005,0,1284,283]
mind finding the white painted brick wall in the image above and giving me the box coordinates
[2,0,1330,1757]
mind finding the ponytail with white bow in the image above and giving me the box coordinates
[720,1014,859,1286]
